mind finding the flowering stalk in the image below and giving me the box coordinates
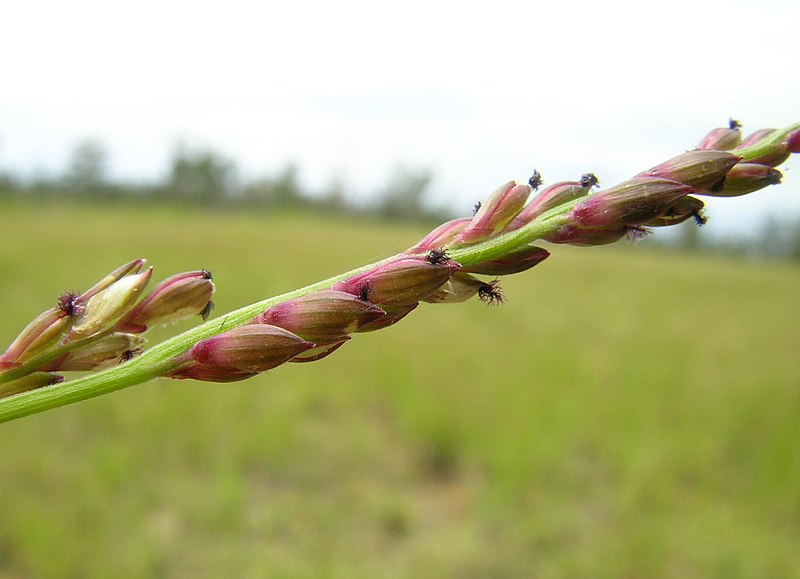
[0,120,798,423]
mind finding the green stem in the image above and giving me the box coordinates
[450,213,570,265]
[0,213,563,424]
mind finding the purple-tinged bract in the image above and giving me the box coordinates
[118,270,215,333]
[332,257,461,307]
[0,308,72,365]
[406,218,470,253]
[544,224,629,246]
[190,324,314,373]
[571,178,693,229]
[696,121,742,151]
[168,363,258,383]
[257,290,386,342]
[457,181,531,243]
[636,150,740,193]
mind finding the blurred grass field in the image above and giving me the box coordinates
[1,198,799,578]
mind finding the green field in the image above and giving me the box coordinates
[1,199,799,578]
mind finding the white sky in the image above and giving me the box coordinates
[1,0,798,237]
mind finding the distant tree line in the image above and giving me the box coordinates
[646,211,800,260]
[0,139,447,223]
[2,139,800,259]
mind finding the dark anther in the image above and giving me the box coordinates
[768,169,783,185]
[200,301,215,320]
[580,173,599,188]
[528,170,543,190]
[692,210,708,226]
[57,291,83,318]
[478,279,505,306]
[729,118,742,130]
[358,283,373,302]
[119,348,143,363]
[473,202,482,215]
[426,248,450,265]
[709,176,726,193]
[201,269,213,280]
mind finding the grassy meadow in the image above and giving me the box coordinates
[1,198,799,577]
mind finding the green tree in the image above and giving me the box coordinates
[377,166,433,220]
[166,143,237,202]
[242,164,305,207]
[63,139,108,196]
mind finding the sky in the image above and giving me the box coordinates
[2,0,798,238]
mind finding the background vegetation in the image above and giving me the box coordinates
[3,138,800,258]
[1,199,799,577]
